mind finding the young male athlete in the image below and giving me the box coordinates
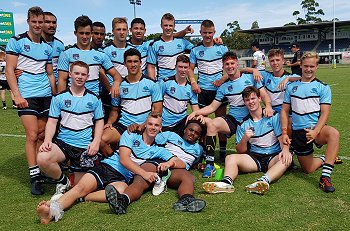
[188,52,273,178]
[57,15,122,97]
[286,42,303,76]
[189,19,229,163]
[147,13,194,81]
[203,86,292,194]
[280,51,340,192]
[0,52,16,109]
[91,21,106,50]
[251,41,266,71]
[5,6,56,195]
[99,48,162,156]
[36,61,104,197]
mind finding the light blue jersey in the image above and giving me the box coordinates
[190,43,228,91]
[6,32,53,98]
[103,42,134,84]
[58,44,114,95]
[283,78,331,130]
[156,131,203,170]
[102,131,174,182]
[236,111,282,155]
[147,37,193,81]
[215,73,263,122]
[128,39,152,75]
[111,75,162,126]
[261,70,299,113]
[49,88,104,148]
[159,76,198,127]
[48,37,64,83]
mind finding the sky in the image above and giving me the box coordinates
[1,0,350,45]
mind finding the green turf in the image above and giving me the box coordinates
[0,66,349,230]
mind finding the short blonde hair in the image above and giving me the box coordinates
[301,51,319,64]
[112,17,128,30]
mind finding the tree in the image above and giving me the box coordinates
[294,0,325,24]
[251,21,259,29]
[220,20,254,50]
[143,33,162,41]
[104,32,113,45]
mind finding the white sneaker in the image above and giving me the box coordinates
[202,182,235,194]
[152,169,171,196]
[245,181,269,195]
[2,106,6,110]
[51,178,71,200]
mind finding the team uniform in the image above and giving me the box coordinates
[159,76,198,133]
[291,50,303,76]
[48,37,64,83]
[253,50,266,71]
[128,39,152,75]
[147,37,193,81]
[215,73,263,136]
[0,60,10,90]
[111,75,162,134]
[48,88,104,172]
[6,32,54,117]
[283,78,331,156]
[236,111,282,172]
[58,44,114,96]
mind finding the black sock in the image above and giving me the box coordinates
[222,176,233,185]
[205,136,216,165]
[29,166,41,182]
[2,101,6,107]
[219,141,227,157]
[57,173,68,185]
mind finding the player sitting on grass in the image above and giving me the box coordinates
[203,86,292,194]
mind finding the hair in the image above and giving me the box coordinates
[147,112,162,120]
[251,41,260,49]
[92,21,105,29]
[131,18,145,28]
[186,119,207,138]
[161,13,175,24]
[112,17,128,30]
[70,61,89,73]
[201,19,215,28]
[176,54,190,65]
[242,86,260,99]
[124,48,141,62]
[27,6,44,20]
[268,48,284,59]
[43,12,56,20]
[74,15,92,31]
[222,51,238,63]
[301,51,319,64]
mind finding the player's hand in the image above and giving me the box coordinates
[127,123,145,134]
[184,25,194,34]
[213,37,223,45]
[191,82,201,94]
[14,95,29,108]
[282,134,291,145]
[14,69,23,78]
[279,147,293,166]
[285,61,291,67]
[157,162,171,172]
[212,79,224,87]
[186,112,197,123]
[87,141,100,156]
[110,83,120,98]
[277,77,289,91]
[263,106,274,118]
[39,141,52,152]
[194,115,206,124]
[141,171,159,183]
[244,127,255,139]
[103,123,113,130]
[252,69,263,83]
[304,128,319,144]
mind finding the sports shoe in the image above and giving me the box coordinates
[105,185,128,214]
[202,164,216,178]
[2,106,6,110]
[245,181,269,195]
[31,180,44,195]
[202,181,235,194]
[152,169,172,196]
[173,196,206,212]
[319,177,335,193]
[51,178,70,199]
[334,156,343,164]
[12,105,17,109]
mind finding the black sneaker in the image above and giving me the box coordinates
[334,156,343,164]
[31,180,44,195]
[173,196,206,212]
[105,185,128,214]
[319,177,335,193]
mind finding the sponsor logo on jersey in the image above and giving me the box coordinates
[64,100,71,108]
[228,85,233,92]
[292,86,298,93]
[122,88,128,94]
[93,56,100,62]
[44,50,50,56]
[177,44,182,49]
[199,51,204,57]
[73,54,79,60]
[142,46,148,52]
[177,140,183,146]
[56,47,61,53]
[245,80,251,85]
[266,79,271,86]
[159,46,164,52]
[143,86,150,92]
[170,87,176,94]
[86,102,93,109]
[111,51,117,58]
[216,51,222,56]
[133,140,140,147]
[311,87,318,94]
[24,45,30,52]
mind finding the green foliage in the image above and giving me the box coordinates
[288,0,325,25]
[103,32,113,45]
[221,20,254,50]
[144,33,162,41]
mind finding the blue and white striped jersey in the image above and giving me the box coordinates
[48,37,64,83]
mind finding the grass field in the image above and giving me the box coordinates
[0,66,349,231]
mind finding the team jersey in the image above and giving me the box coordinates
[58,44,114,95]
[283,78,331,130]
[189,43,228,91]
[156,131,203,170]
[47,37,64,83]
[0,61,5,80]
[103,42,134,84]
[215,73,263,122]
[159,76,198,127]
[5,32,53,98]
[111,75,162,126]
[261,70,299,113]
[48,88,104,148]
[128,39,152,75]
[102,131,174,182]
[147,37,193,81]
[253,50,266,70]
[236,111,281,155]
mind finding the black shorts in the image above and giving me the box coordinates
[291,129,323,156]
[88,163,127,189]
[142,158,166,167]
[112,122,127,136]
[248,152,278,173]
[0,80,10,90]
[198,89,227,108]
[17,96,51,117]
[162,116,187,136]
[221,114,239,137]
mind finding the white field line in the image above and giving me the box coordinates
[0,133,26,138]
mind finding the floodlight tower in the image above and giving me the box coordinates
[129,0,141,19]
[332,0,336,68]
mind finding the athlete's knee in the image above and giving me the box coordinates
[37,152,51,167]
[26,130,39,143]
[37,131,45,141]
[206,120,218,134]
[72,183,90,197]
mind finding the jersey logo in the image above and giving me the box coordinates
[56,47,61,53]
[266,79,271,85]
[64,100,71,108]
[159,46,164,52]
[142,46,148,52]
[93,56,100,62]
[177,44,182,49]
[216,51,222,56]
[133,140,140,147]
[266,122,272,127]
[44,50,50,56]
[111,51,117,58]
[292,86,298,93]
[311,88,318,94]
[73,54,79,60]
[170,87,176,94]
[122,88,128,94]
[199,51,204,57]
[245,80,251,85]
[177,140,183,146]
[24,45,30,52]
[86,102,93,109]
[143,86,150,92]
[228,85,233,92]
